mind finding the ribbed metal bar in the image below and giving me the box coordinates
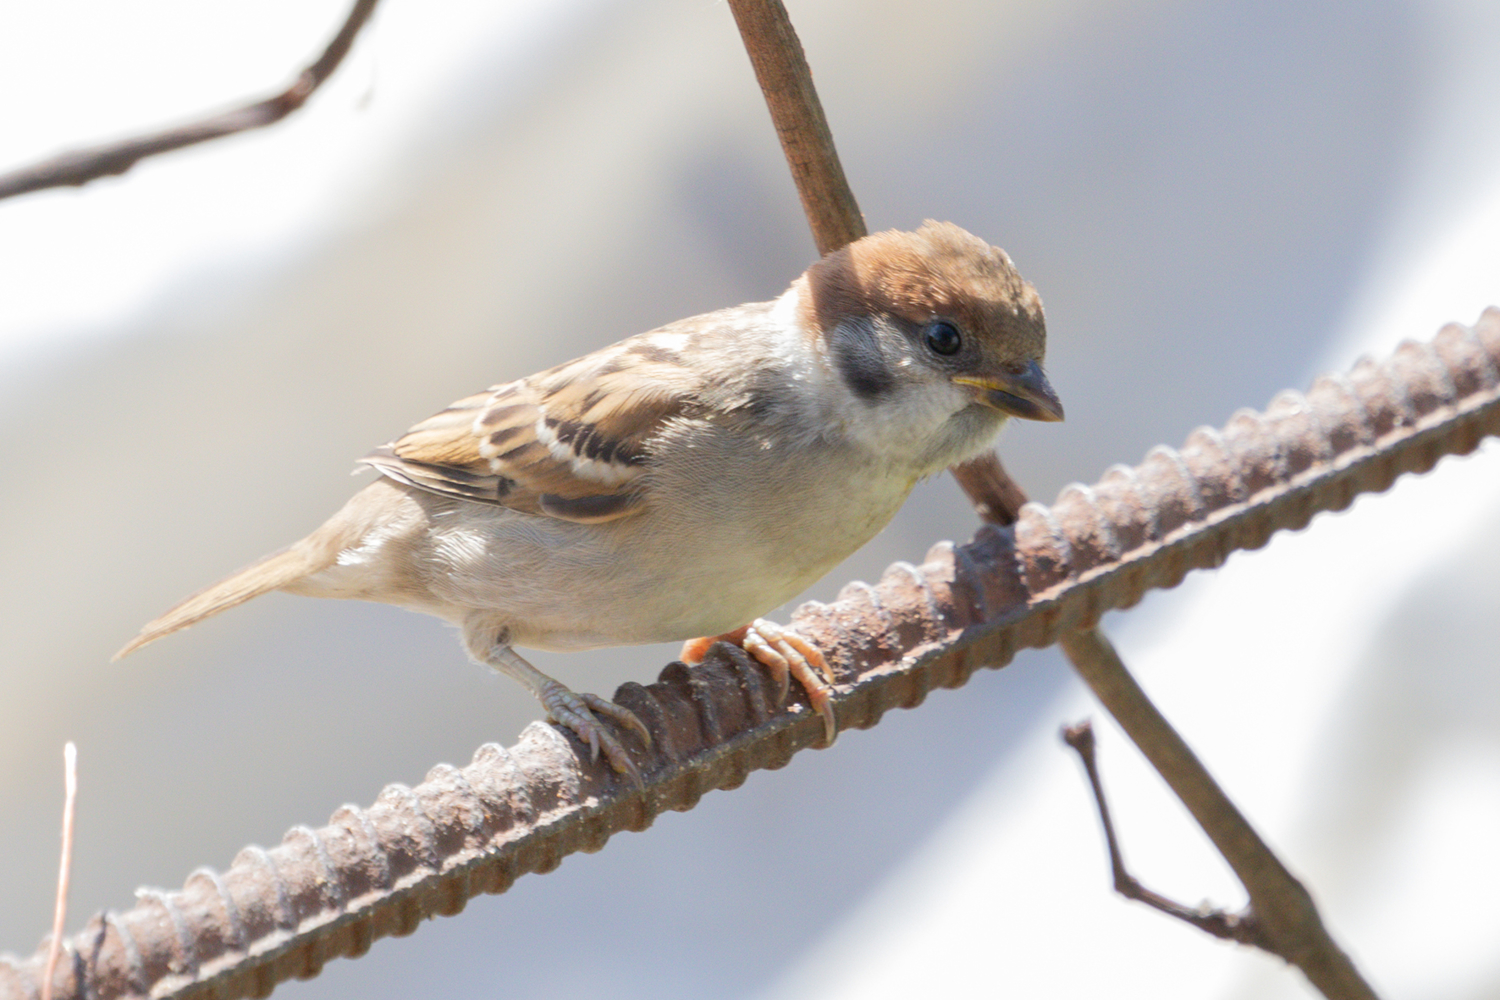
[4,309,1497,1000]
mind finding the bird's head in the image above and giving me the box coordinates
[795,220,1062,468]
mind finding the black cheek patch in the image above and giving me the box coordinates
[831,325,896,402]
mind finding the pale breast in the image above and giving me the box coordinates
[331,432,920,652]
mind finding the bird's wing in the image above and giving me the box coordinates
[361,334,703,524]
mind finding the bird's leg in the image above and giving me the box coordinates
[682,619,837,744]
[485,643,650,781]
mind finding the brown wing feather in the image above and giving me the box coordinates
[360,331,707,523]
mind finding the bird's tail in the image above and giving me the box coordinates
[113,540,336,661]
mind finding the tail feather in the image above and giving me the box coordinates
[114,541,335,660]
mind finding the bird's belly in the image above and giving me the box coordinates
[528,473,912,649]
[420,465,912,651]
[311,454,918,652]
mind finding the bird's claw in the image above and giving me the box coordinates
[580,691,652,747]
[538,682,650,784]
[682,619,837,745]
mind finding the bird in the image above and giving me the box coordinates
[115,221,1063,780]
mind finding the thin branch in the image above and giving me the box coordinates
[948,451,1033,526]
[40,743,78,1000]
[0,0,381,201]
[1062,720,1269,947]
[726,0,866,255]
[724,7,1387,996]
[977,423,1378,993]
[1058,631,1380,998]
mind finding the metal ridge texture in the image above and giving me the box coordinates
[4,308,1497,1000]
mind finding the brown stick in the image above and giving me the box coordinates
[1059,631,1380,998]
[948,450,1033,526]
[1068,719,1278,947]
[964,452,1379,998]
[1062,720,1270,947]
[955,455,1376,995]
[0,0,381,201]
[726,0,866,255]
[725,4,1384,998]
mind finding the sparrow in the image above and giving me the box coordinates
[116,221,1063,780]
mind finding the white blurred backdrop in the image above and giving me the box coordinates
[1,1,1497,997]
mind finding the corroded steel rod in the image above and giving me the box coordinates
[4,308,1497,1000]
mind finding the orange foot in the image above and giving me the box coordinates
[682,619,837,744]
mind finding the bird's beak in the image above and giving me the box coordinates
[954,361,1065,422]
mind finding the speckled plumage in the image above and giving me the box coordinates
[117,222,1062,777]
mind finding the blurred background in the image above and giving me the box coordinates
[1,0,1497,996]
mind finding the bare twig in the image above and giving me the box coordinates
[726,0,865,254]
[0,0,381,201]
[1059,632,1380,997]
[1062,720,1269,947]
[951,442,1350,990]
[40,743,78,1000]
[724,5,1385,997]
[949,450,1033,526]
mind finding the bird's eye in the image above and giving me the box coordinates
[924,320,962,356]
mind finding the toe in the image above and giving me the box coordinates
[681,626,750,666]
[544,699,603,762]
[595,728,644,786]
[582,692,652,748]
[739,629,792,703]
[747,620,838,746]
[680,621,838,746]
[538,683,647,782]
[807,686,837,746]
[781,630,834,685]
[679,637,714,664]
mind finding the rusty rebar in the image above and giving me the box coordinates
[3,309,1495,1000]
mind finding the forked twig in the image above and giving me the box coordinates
[0,0,381,201]
[1058,630,1379,997]
[1062,721,1266,946]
